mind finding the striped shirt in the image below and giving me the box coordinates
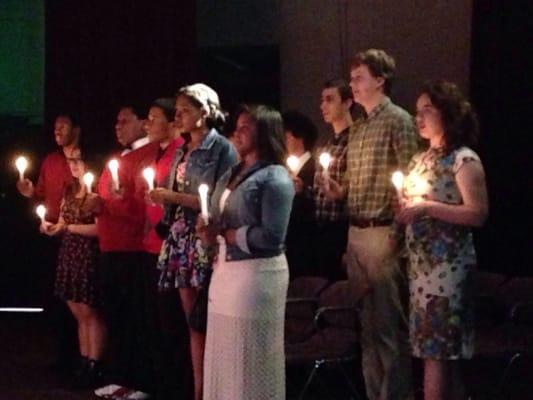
[313,127,349,222]
[346,97,418,220]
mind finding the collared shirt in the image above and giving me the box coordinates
[121,136,150,156]
[313,127,349,223]
[346,96,418,220]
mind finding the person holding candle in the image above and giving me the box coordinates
[395,81,488,400]
[39,146,106,389]
[16,114,79,223]
[149,84,237,400]
[282,110,318,279]
[93,105,161,400]
[196,104,294,400]
[325,50,418,400]
[15,114,80,372]
[313,79,354,281]
[141,98,191,400]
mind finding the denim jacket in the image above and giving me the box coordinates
[210,161,295,261]
[159,129,238,226]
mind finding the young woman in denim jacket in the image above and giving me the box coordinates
[149,83,237,400]
[197,105,295,400]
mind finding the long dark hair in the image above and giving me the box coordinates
[420,80,479,152]
[237,104,287,165]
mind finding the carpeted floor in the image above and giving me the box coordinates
[1,312,531,400]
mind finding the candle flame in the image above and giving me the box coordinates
[391,171,404,190]
[83,172,95,187]
[36,204,46,220]
[286,155,299,173]
[108,159,119,173]
[15,156,28,174]
[143,167,155,183]
[319,152,332,169]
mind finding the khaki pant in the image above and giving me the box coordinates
[346,226,412,400]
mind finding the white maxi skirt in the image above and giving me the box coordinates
[203,241,288,400]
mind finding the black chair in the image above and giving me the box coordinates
[286,280,365,400]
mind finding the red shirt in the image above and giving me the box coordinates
[34,151,73,223]
[97,141,160,252]
[143,137,184,254]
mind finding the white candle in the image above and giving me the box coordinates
[36,204,46,224]
[391,171,404,205]
[286,155,299,174]
[83,172,95,193]
[108,159,120,190]
[15,156,28,181]
[319,152,332,190]
[198,183,210,225]
[143,167,155,191]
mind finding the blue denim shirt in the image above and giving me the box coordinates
[161,129,238,225]
[210,161,295,261]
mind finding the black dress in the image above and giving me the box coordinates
[54,193,101,307]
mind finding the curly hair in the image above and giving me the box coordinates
[420,80,479,152]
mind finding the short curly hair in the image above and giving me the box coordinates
[419,80,479,152]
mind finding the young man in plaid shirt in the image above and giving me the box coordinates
[312,79,354,281]
[326,49,418,400]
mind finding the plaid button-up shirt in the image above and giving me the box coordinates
[313,127,349,223]
[346,97,418,221]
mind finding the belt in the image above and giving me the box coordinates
[349,217,393,228]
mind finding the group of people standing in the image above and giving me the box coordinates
[16,48,488,400]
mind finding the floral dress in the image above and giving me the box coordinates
[404,146,481,360]
[157,161,212,290]
[55,192,101,307]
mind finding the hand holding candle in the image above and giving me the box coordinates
[83,172,95,193]
[15,156,28,181]
[286,155,299,175]
[108,159,120,191]
[198,183,210,225]
[319,152,332,191]
[143,167,155,191]
[391,171,405,206]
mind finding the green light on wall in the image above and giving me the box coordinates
[0,0,44,124]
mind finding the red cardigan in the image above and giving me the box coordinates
[34,151,73,223]
[97,141,159,252]
[143,137,185,254]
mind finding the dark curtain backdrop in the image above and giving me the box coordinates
[45,0,197,157]
[471,0,531,275]
[0,1,196,307]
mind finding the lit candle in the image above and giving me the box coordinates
[198,183,210,225]
[35,204,46,224]
[15,156,28,181]
[143,167,155,191]
[391,171,404,205]
[319,152,332,190]
[286,155,299,174]
[83,172,95,193]
[108,159,120,191]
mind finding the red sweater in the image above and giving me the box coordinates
[97,141,159,252]
[143,137,184,254]
[34,151,73,223]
